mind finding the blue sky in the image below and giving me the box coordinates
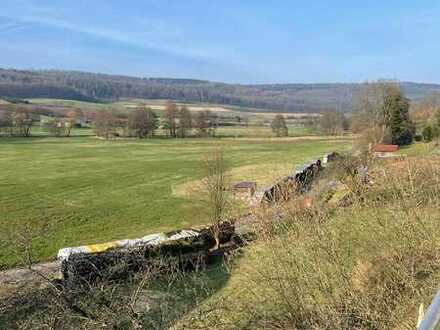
[1,0,439,83]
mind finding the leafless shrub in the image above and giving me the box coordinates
[201,148,231,250]
[2,247,217,329]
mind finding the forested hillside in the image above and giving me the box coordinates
[1,68,440,112]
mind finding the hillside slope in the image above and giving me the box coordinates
[1,68,440,113]
[174,149,440,329]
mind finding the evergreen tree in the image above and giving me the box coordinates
[422,125,433,142]
[384,86,413,145]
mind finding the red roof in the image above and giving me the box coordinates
[372,144,399,153]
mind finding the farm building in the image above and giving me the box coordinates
[371,144,399,158]
[233,181,257,201]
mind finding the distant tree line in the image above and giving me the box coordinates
[0,107,86,137]
[0,101,225,139]
[93,102,218,140]
[0,69,389,113]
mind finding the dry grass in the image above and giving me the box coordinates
[174,155,440,329]
[3,152,439,329]
[173,163,295,198]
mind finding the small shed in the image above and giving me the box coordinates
[233,181,257,200]
[371,144,399,158]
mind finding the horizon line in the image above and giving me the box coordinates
[1,66,440,86]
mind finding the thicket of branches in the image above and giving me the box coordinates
[0,107,33,137]
[319,109,348,135]
[270,114,288,137]
[351,82,414,147]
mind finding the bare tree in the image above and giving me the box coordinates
[271,114,288,137]
[164,101,178,138]
[178,106,192,138]
[352,82,413,146]
[48,117,68,137]
[201,148,230,250]
[0,110,13,136]
[94,110,117,140]
[13,108,33,137]
[195,110,212,137]
[128,106,158,138]
[319,109,346,135]
[410,93,440,123]
[65,109,84,136]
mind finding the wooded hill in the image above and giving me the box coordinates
[1,68,440,113]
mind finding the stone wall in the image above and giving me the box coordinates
[59,222,235,286]
[259,152,339,204]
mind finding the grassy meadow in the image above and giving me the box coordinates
[0,135,350,269]
[4,143,438,329]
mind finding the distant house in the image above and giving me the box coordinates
[371,144,399,158]
[233,181,257,201]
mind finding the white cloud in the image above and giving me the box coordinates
[0,3,240,65]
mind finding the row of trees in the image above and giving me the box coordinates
[0,102,220,139]
[0,84,418,143]
[0,107,85,137]
[94,103,218,140]
[162,102,220,138]
[0,108,33,137]
[305,82,416,145]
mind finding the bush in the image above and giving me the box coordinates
[414,134,423,142]
[395,127,413,146]
[422,125,434,142]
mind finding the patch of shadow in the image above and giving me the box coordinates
[137,260,231,329]
[0,259,232,329]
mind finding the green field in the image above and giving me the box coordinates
[0,136,350,268]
